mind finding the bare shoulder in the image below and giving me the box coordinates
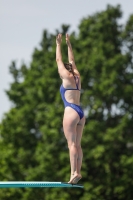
[70,61,80,76]
[56,60,70,78]
[61,73,74,86]
[73,69,80,76]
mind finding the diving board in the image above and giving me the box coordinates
[0,181,83,188]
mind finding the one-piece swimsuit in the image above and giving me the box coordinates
[60,76,84,119]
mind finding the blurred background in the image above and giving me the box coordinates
[0,0,133,121]
[0,1,133,200]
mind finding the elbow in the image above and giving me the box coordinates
[56,58,59,63]
[56,57,59,62]
[70,60,75,64]
[56,58,62,63]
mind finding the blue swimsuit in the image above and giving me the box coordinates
[60,76,84,120]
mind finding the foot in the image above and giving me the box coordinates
[68,173,78,184]
[71,174,82,184]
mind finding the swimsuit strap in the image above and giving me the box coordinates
[74,76,80,90]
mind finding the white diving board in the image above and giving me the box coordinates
[0,181,83,188]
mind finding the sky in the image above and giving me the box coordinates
[0,0,133,121]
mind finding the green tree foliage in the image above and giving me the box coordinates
[0,5,133,200]
[78,5,133,200]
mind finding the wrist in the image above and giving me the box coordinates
[67,43,72,47]
[56,43,61,46]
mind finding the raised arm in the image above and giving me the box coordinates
[66,34,75,63]
[56,34,63,62]
[66,34,79,74]
[56,34,69,77]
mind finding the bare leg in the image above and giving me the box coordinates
[72,117,85,184]
[63,107,85,183]
[77,117,85,173]
[63,107,79,182]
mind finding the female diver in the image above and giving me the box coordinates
[56,33,85,184]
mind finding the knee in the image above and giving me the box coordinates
[68,142,77,149]
[76,144,82,151]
